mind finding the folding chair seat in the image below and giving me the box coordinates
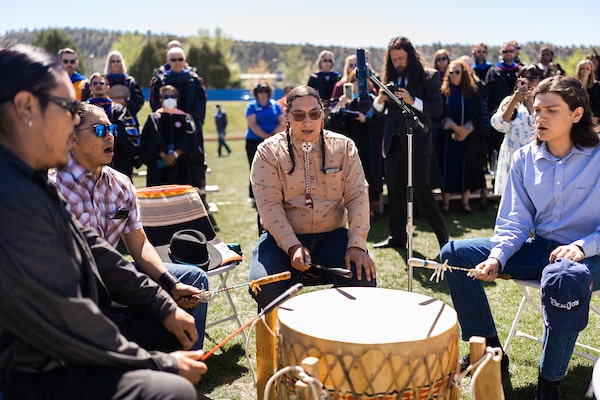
[504,279,600,362]
[135,184,245,340]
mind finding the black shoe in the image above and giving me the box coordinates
[459,351,510,373]
[537,376,561,400]
[373,237,406,249]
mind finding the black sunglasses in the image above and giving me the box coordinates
[290,110,322,122]
[61,59,77,64]
[448,70,462,75]
[169,57,184,62]
[82,124,117,138]
[34,92,79,118]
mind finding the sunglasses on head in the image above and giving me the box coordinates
[62,59,77,64]
[290,109,322,122]
[84,124,117,138]
[169,57,184,62]
[33,92,79,118]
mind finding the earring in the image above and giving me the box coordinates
[27,119,32,128]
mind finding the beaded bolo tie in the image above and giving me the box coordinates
[301,141,313,208]
[286,130,329,209]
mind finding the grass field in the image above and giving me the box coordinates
[136,105,600,399]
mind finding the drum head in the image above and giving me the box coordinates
[278,287,457,344]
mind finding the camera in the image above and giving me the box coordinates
[343,82,354,100]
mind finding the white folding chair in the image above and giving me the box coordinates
[504,279,600,362]
[135,184,246,341]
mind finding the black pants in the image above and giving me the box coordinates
[4,366,199,400]
[246,139,263,198]
[384,139,448,247]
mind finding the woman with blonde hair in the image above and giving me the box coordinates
[574,59,600,123]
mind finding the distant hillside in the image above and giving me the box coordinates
[2,28,597,83]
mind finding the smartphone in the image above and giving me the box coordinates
[343,82,353,100]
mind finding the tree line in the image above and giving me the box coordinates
[1,28,597,89]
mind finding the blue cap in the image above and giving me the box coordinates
[541,259,592,333]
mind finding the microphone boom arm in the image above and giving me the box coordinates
[369,74,429,133]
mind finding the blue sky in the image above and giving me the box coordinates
[2,0,598,49]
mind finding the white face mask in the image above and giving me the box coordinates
[163,98,177,109]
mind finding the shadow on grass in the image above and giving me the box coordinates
[198,342,249,393]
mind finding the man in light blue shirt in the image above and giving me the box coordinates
[440,76,600,400]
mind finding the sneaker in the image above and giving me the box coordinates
[459,351,510,373]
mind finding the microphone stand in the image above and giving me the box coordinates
[369,74,428,292]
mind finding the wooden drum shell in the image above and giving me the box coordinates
[276,287,459,399]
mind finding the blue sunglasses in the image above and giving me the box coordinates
[87,124,116,138]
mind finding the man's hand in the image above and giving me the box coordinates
[474,257,501,282]
[170,350,208,383]
[549,244,585,263]
[172,282,203,309]
[345,247,376,281]
[289,245,311,272]
[162,308,198,350]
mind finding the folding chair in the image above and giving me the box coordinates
[504,279,600,362]
[135,184,245,341]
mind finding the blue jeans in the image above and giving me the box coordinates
[248,227,377,309]
[440,236,600,380]
[164,262,209,350]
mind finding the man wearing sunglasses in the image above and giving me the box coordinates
[87,72,141,180]
[484,41,521,173]
[58,47,87,101]
[49,102,210,353]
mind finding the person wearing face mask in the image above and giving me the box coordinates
[140,85,203,187]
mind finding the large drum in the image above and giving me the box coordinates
[276,287,459,399]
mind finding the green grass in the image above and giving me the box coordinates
[137,125,600,399]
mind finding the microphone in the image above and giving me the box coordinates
[260,283,304,315]
[356,48,372,114]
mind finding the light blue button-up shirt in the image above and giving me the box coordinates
[490,141,600,268]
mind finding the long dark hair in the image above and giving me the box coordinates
[283,86,327,174]
[382,36,426,85]
[0,45,64,133]
[534,75,599,148]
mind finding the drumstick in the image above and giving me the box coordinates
[309,263,353,278]
[192,271,292,300]
[201,283,303,361]
[408,257,482,282]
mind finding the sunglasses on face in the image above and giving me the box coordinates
[502,49,515,54]
[169,57,184,62]
[348,63,357,68]
[82,124,117,138]
[436,57,449,62]
[91,81,106,86]
[62,59,77,65]
[33,92,79,118]
[475,50,487,54]
[110,59,122,63]
[322,59,333,63]
[448,70,461,75]
[257,88,270,94]
[290,109,322,122]
[162,94,177,99]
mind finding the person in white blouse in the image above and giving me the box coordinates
[490,64,543,195]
